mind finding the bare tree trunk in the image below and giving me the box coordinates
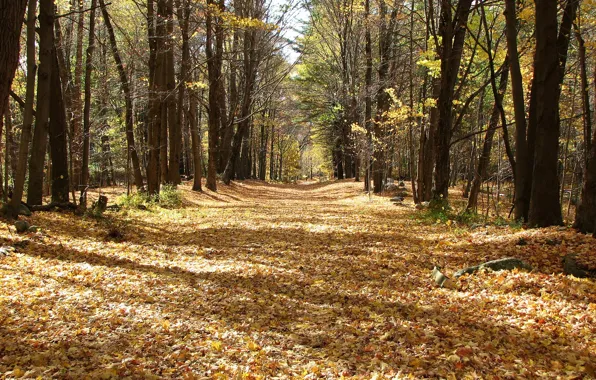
[78,0,97,208]
[9,0,36,211]
[27,0,55,206]
[189,85,203,191]
[528,0,578,227]
[166,0,180,185]
[433,0,474,199]
[49,47,70,203]
[467,59,509,211]
[100,0,144,191]
[205,0,226,191]
[574,22,596,233]
[505,0,529,221]
[0,0,27,140]
[71,0,85,199]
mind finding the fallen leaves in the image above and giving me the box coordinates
[0,180,595,378]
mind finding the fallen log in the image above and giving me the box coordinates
[29,202,78,212]
[454,257,532,278]
[563,254,596,279]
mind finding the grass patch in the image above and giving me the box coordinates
[118,184,182,210]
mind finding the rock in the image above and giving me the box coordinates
[13,239,30,249]
[92,195,108,213]
[470,223,483,230]
[454,257,532,278]
[432,266,457,289]
[390,196,404,203]
[563,254,596,279]
[18,203,32,216]
[398,181,405,188]
[385,184,398,191]
[15,220,30,233]
[0,246,15,256]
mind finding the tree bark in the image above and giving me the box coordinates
[49,47,70,203]
[573,23,596,233]
[27,0,55,206]
[433,0,474,199]
[467,59,509,211]
[205,0,226,191]
[166,0,180,185]
[78,0,97,208]
[100,0,144,191]
[528,0,578,227]
[9,0,36,211]
[0,0,28,123]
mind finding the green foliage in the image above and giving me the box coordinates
[157,184,182,209]
[118,184,182,209]
[118,192,149,209]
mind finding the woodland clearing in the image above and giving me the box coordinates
[0,180,595,379]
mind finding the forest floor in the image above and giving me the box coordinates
[0,180,595,379]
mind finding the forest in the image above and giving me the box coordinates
[0,0,595,377]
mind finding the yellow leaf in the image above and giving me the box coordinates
[247,340,260,351]
[211,341,223,351]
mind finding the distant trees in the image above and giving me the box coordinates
[295,0,596,231]
[3,0,596,234]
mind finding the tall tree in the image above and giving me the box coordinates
[77,0,98,207]
[49,47,70,203]
[433,0,474,199]
[205,0,226,191]
[0,0,28,123]
[99,0,145,191]
[9,0,36,213]
[527,0,578,227]
[27,0,55,206]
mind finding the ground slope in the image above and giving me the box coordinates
[0,180,595,378]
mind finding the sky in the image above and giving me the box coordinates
[271,0,309,63]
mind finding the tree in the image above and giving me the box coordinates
[0,1,28,123]
[433,0,474,199]
[9,0,36,213]
[27,0,55,206]
[527,0,578,227]
[99,0,145,191]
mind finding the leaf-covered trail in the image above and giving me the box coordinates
[1,180,595,378]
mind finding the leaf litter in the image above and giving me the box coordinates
[0,180,594,378]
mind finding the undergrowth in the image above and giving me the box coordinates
[118,184,182,209]
[415,198,524,230]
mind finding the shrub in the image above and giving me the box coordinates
[155,184,182,209]
[118,192,149,209]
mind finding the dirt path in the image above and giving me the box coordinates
[0,181,595,378]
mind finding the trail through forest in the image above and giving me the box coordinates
[1,181,595,378]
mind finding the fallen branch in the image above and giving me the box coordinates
[29,202,78,212]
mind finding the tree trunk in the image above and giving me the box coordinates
[467,59,509,211]
[9,0,36,211]
[222,4,260,185]
[433,0,474,199]
[205,0,226,191]
[166,0,180,185]
[71,0,85,198]
[27,0,55,206]
[189,86,203,191]
[78,0,97,208]
[100,0,144,191]
[573,23,596,233]
[0,0,28,125]
[528,0,578,227]
[49,46,70,203]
